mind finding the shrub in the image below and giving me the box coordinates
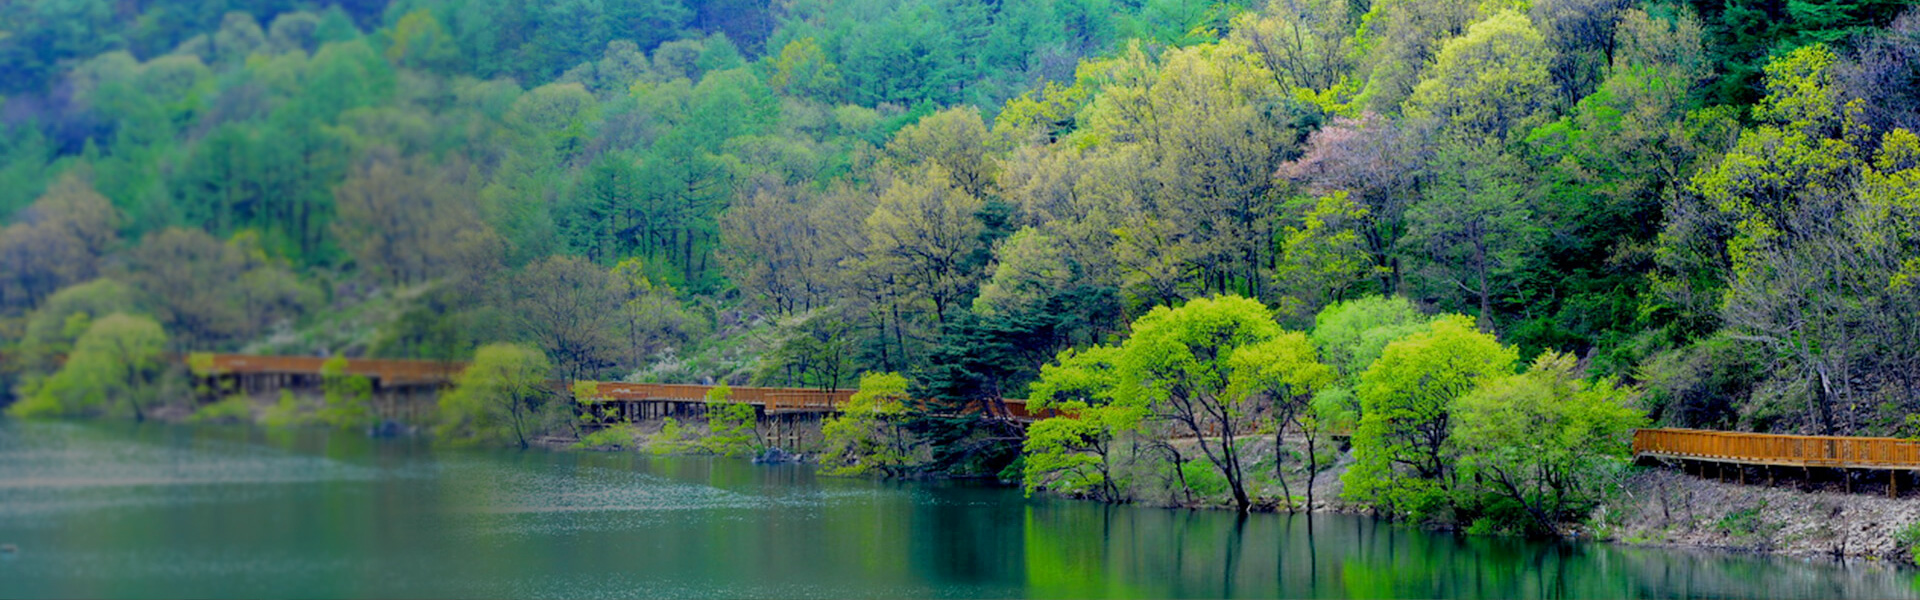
[188,394,253,424]
[576,424,640,449]
[650,417,696,454]
[1894,521,1920,565]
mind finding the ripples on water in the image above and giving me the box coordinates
[0,419,1915,599]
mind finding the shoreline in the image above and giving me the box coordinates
[69,407,1920,567]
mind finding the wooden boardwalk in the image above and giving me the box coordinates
[1634,428,1920,470]
[189,353,1048,420]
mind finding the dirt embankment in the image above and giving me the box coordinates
[1602,468,1920,561]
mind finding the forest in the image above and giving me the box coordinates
[2,0,1918,526]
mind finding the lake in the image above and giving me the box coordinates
[0,420,1913,599]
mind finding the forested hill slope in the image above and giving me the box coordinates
[2,0,1917,441]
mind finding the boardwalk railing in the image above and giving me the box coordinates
[1634,428,1920,469]
[582,382,855,413]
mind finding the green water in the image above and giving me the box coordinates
[0,420,1913,599]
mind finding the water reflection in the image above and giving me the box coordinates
[0,420,1914,599]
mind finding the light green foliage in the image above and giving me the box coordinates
[1227,329,1336,510]
[1343,315,1516,519]
[188,394,253,424]
[571,380,616,427]
[1080,41,1296,303]
[1110,296,1299,509]
[1273,192,1376,319]
[1896,521,1920,565]
[1452,351,1645,534]
[1021,417,1116,498]
[1023,345,1135,501]
[863,164,989,325]
[187,352,220,377]
[1026,296,1341,509]
[701,383,761,457]
[1029,345,1125,414]
[974,227,1075,316]
[650,417,697,455]
[385,10,458,70]
[122,228,320,348]
[1404,10,1556,141]
[820,372,917,476]
[260,390,311,429]
[1350,0,1479,115]
[436,343,554,449]
[576,423,641,449]
[513,82,599,158]
[1308,295,1433,429]
[11,278,138,377]
[0,174,121,315]
[9,313,167,420]
[886,107,998,196]
[1228,331,1335,404]
[316,356,375,429]
[1310,295,1432,384]
[768,37,842,99]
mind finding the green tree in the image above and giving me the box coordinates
[1272,192,1375,320]
[768,37,843,100]
[1452,351,1644,535]
[885,107,999,197]
[385,10,459,71]
[820,372,920,476]
[1403,10,1557,142]
[1405,139,1541,326]
[1226,330,1335,510]
[1310,295,1432,384]
[1307,295,1435,432]
[701,383,763,457]
[0,173,120,312]
[1081,41,1297,303]
[1022,345,1139,502]
[862,165,989,325]
[509,255,622,380]
[317,356,374,430]
[8,313,167,420]
[437,343,554,449]
[1351,0,1479,115]
[332,150,498,285]
[123,228,318,348]
[1110,295,1287,510]
[974,227,1075,316]
[10,278,139,379]
[1343,314,1516,519]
